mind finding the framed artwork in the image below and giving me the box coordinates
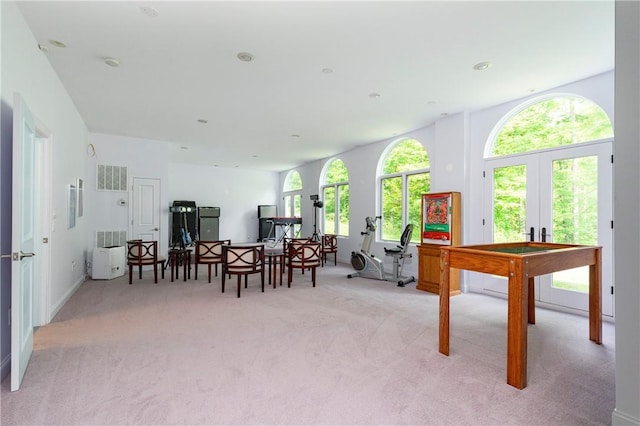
[77,178,84,217]
[68,184,77,228]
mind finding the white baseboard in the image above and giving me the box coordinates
[612,408,640,426]
[49,275,86,321]
[1,352,10,382]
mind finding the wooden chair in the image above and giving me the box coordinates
[126,240,165,284]
[195,240,230,283]
[222,244,265,298]
[287,241,322,287]
[321,234,338,266]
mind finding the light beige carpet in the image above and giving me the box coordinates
[1,264,615,425]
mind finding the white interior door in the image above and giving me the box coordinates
[10,93,36,391]
[483,141,613,317]
[131,177,161,243]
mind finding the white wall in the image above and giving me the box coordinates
[86,133,171,251]
[613,2,640,424]
[85,133,279,255]
[168,163,279,243]
[1,1,89,379]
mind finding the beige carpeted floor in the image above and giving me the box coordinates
[1,264,615,425]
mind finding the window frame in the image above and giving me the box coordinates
[377,139,430,244]
[320,158,349,237]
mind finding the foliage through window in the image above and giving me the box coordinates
[489,95,613,286]
[491,96,613,157]
[321,159,349,236]
[379,139,430,243]
[283,170,302,236]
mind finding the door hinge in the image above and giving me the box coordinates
[482,171,486,178]
[611,220,614,229]
[611,154,614,163]
[611,286,614,295]
[482,218,485,226]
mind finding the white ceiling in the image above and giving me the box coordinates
[17,1,614,172]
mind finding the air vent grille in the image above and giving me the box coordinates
[96,231,127,248]
[97,164,128,191]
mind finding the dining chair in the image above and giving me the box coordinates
[321,234,338,266]
[126,240,165,284]
[195,240,231,283]
[222,244,265,298]
[287,241,322,287]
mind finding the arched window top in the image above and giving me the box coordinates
[284,170,302,191]
[381,138,429,174]
[487,95,613,158]
[322,158,348,184]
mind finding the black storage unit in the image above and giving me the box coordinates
[170,200,197,247]
[198,207,220,241]
[258,205,277,241]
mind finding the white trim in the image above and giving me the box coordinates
[612,409,640,426]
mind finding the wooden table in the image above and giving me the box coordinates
[439,242,602,389]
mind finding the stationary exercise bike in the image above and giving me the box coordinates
[347,216,416,287]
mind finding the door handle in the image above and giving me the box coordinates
[153,227,159,231]
[541,227,551,242]
[522,227,535,242]
[1,251,35,261]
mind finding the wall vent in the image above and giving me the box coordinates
[97,164,128,191]
[96,231,127,248]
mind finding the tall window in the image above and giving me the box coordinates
[283,170,302,236]
[379,139,430,243]
[321,159,349,236]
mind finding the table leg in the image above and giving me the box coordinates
[170,253,176,282]
[182,252,187,282]
[528,276,535,324]
[272,257,277,288]
[439,249,451,356]
[506,259,528,389]
[589,247,602,344]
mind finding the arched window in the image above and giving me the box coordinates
[488,95,613,157]
[283,170,302,235]
[379,138,430,243]
[321,158,349,236]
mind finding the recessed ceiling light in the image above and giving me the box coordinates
[237,52,254,62]
[49,40,66,48]
[104,57,120,67]
[527,88,537,93]
[140,6,159,17]
[427,100,437,105]
[322,68,333,74]
[369,93,381,99]
[180,146,188,150]
[197,119,208,124]
[291,134,300,139]
[473,61,492,71]
[440,112,449,117]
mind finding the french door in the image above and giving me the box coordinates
[483,141,613,317]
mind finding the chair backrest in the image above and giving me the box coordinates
[127,240,158,264]
[223,244,265,274]
[398,224,414,253]
[322,234,338,251]
[283,237,311,255]
[196,240,230,262]
[288,241,321,268]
